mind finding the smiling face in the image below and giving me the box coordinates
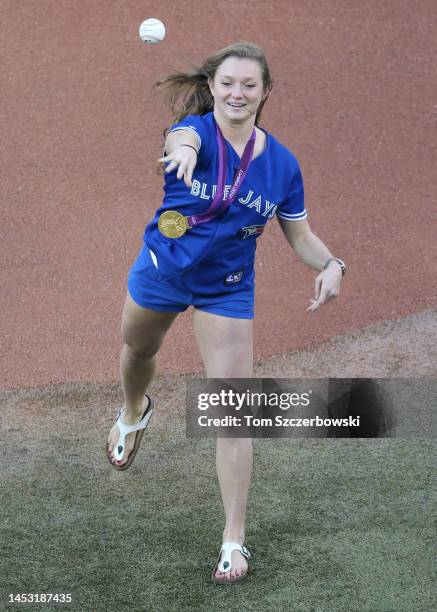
[208,56,266,126]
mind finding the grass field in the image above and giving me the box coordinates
[1,380,435,611]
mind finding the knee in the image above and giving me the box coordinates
[122,340,160,361]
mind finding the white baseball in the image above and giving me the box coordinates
[139,18,166,44]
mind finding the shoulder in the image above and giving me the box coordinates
[168,112,215,162]
[169,111,214,133]
[168,113,214,149]
[259,130,302,187]
[266,131,301,171]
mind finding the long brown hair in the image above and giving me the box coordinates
[154,41,274,127]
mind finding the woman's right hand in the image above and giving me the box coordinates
[158,145,198,188]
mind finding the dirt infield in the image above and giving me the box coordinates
[1,1,435,390]
[2,310,436,423]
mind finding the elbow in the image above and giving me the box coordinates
[287,229,312,250]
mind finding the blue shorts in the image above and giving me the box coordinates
[127,246,255,319]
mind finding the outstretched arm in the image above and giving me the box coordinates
[277,217,345,312]
[158,129,199,188]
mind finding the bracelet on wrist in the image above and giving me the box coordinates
[324,257,346,276]
[179,144,199,155]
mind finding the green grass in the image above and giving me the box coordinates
[0,382,435,611]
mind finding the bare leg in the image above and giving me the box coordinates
[193,308,253,581]
[107,292,178,466]
[215,437,253,564]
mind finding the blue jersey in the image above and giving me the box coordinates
[143,111,306,284]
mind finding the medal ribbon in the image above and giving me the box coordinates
[187,121,256,228]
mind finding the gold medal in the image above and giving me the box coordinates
[158,210,189,238]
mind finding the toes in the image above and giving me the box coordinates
[215,570,230,580]
[107,444,115,461]
[214,550,248,581]
[107,441,126,467]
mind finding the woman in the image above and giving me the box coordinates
[106,41,345,584]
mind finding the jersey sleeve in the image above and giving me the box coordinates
[276,161,307,221]
[166,114,212,165]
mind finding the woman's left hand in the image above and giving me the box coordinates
[307,263,343,312]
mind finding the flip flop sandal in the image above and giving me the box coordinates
[106,395,154,471]
[211,542,252,584]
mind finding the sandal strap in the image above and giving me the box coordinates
[217,542,251,573]
[113,397,153,461]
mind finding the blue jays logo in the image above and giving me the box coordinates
[224,271,243,285]
[241,224,265,239]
